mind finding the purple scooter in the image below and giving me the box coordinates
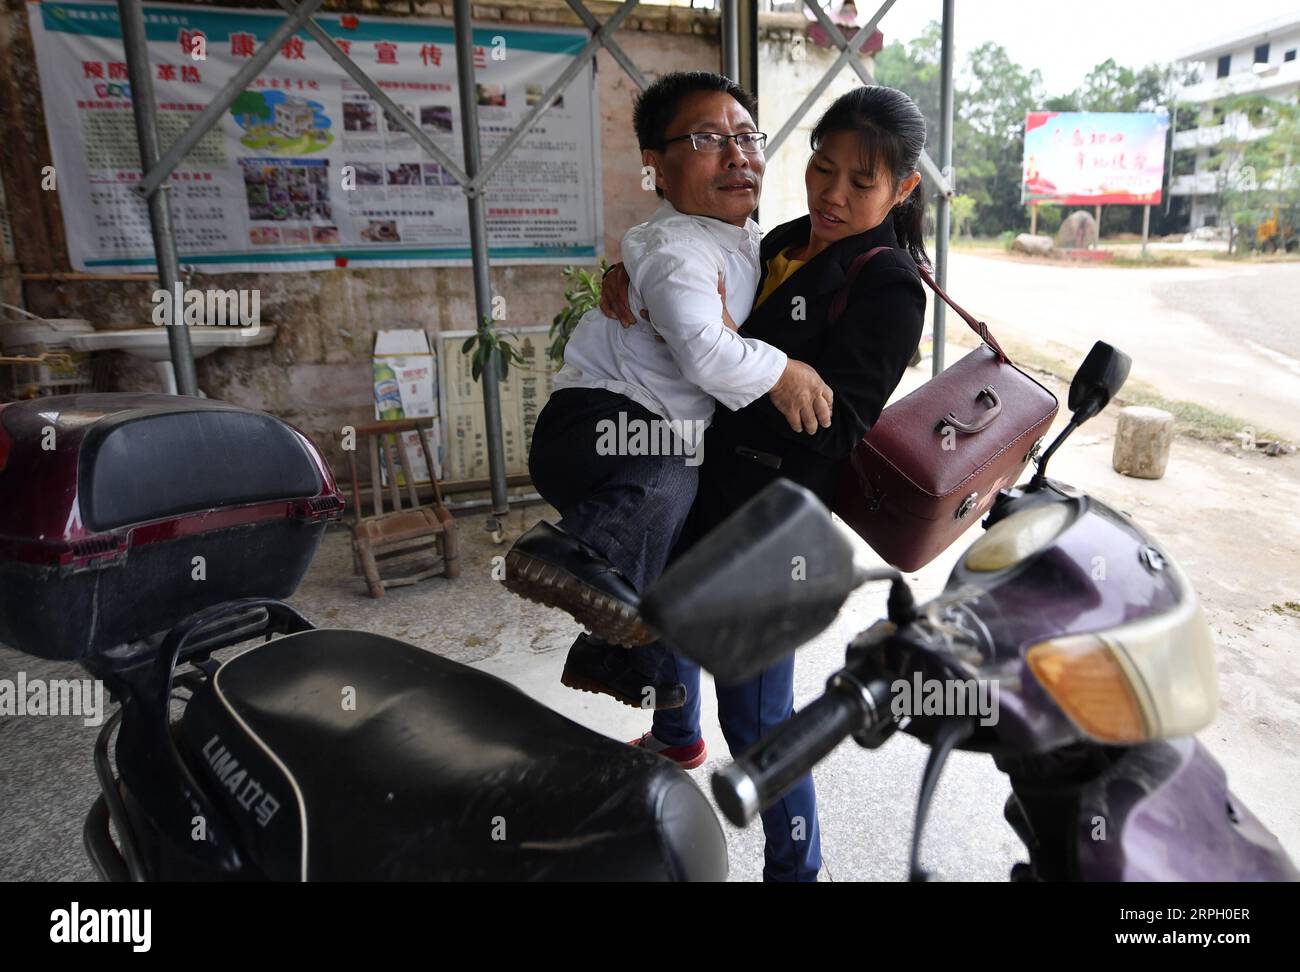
[642,341,1298,882]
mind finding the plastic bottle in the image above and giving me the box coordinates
[374,361,404,419]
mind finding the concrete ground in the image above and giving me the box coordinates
[3,336,1296,882]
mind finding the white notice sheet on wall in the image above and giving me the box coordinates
[437,325,556,483]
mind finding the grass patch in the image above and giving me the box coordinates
[948,238,1006,251]
[951,242,1194,268]
[1107,253,1192,268]
[1212,251,1300,264]
[974,335,1285,445]
[1271,601,1300,618]
[1119,384,1279,443]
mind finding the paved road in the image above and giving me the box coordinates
[1153,262,1300,364]
[941,254,1300,441]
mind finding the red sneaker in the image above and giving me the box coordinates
[628,731,707,770]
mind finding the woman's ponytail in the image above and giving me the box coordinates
[891,180,928,268]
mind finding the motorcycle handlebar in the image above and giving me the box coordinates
[712,672,892,827]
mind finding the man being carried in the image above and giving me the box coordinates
[503,72,832,706]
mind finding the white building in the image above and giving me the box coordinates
[274,98,317,140]
[1172,13,1300,230]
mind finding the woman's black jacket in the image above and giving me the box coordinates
[689,213,927,536]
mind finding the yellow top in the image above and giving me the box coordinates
[753,245,807,310]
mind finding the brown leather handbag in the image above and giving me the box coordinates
[830,247,1059,571]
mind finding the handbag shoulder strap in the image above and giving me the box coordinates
[829,246,1011,365]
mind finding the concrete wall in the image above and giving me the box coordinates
[0,0,872,471]
[757,26,882,230]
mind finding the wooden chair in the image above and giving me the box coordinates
[347,418,459,598]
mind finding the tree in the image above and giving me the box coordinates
[956,43,1044,236]
[230,90,270,129]
[1205,95,1300,251]
[949,193,976,237]
[873,28,1204,237]
[871,20,942,150]
[1076,59,1198,114]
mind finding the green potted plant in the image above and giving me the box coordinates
[460,313,527,381]
[548,260,609,364]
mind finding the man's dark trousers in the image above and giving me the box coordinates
[527,387,699,596]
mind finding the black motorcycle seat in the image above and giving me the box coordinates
[179,628,727,881]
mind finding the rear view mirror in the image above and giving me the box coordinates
[641,480,855,683]
[1068,341,1131,424]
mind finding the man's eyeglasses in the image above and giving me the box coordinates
[660,131,768,154]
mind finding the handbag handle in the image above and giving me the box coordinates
[938,385,1001,434]
[830,247,1011,365]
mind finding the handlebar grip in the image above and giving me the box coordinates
[712,673,887,827]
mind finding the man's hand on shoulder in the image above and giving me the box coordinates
[599,262,641,326]
[600,263,737,344]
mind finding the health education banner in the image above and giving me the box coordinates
[26,1,603,273]
[1022,110,1169,206]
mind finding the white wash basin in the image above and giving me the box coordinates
[67,325,275,361]
[68,326,276,394]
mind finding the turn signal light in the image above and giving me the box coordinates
[1027,636,1148,743]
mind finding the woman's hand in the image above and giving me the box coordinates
[719,272,738,332]
[767,360,834,434]
[601,264,736,345]
[599,262,644,327]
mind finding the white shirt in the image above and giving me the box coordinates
[553,198,788,428]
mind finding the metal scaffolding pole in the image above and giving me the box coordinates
[274,0,470,186]
[933,0,955,376]
[767,0,897,158]
[117,0,197,397]
[453,0,508,533]
[797,3,953,200]
[563,0,648,95]
[135,0,326,199]
[474,0,642,191]
[721,0,739,83]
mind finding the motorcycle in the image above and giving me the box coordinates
[0,390,723,880]
[0,341,1292,881]
[643,341,1297,882]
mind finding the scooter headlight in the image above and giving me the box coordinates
[963,502,1074,572]
[1025,560,1218,743]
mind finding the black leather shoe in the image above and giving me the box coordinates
[561,634,685,710]
[503,521,658,646]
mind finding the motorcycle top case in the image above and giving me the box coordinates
[0,394,343,659]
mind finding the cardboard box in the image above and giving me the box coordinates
[372,329,442,484]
